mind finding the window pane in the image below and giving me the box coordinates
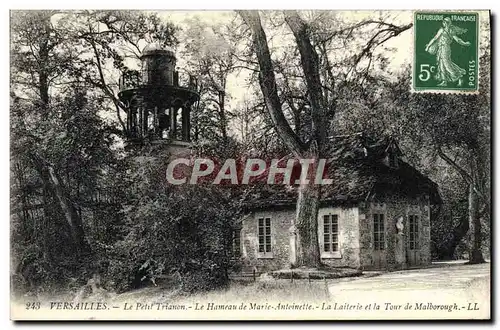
[373,213,385,251]
[324,233,330,243]
[258,217,272,254]
[324,242,330,252]
[332,233,338,244]
[408,215,419,250]
[332,243,338,252]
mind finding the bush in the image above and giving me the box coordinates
[106,153,240,293]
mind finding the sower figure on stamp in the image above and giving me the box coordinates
[425,17,471,87]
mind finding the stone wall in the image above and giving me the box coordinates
[358,198,432,271]
[240,197,432,273]
[240,206,361,272]
[318,206,360,269]
[240,209,295,272]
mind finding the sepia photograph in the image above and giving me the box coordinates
[9,9,491,321]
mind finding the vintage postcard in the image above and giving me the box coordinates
[10,10,491,321]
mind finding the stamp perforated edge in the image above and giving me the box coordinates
[410,10,482,95]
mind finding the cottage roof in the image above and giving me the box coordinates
[244,133,441,210]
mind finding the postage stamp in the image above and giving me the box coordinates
[413,12,479,93]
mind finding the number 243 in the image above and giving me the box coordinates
[25,302,40,310]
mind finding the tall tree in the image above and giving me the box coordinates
[11,11,90,254]
[385,51,490,263]
[10,10,181,290]
[237,10,413,267]
[182,17,241,143]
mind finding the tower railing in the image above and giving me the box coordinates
[118,69,200,93]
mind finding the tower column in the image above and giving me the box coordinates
[169,106,177,139]
[126,107,132,133]
[182,106,191,141]
[138,106,144,138]
[119,43,199,148]
[142,107,148,137]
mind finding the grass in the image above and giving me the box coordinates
[269,267,362,279]
[106,278,334,306]
[13,268,364,306]
[174,280,332,305]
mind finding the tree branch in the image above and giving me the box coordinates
[86,30,127,133]
[284,11,328,152]
[237,10,305,156]
[436,144,472,184]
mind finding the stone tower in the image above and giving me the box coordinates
[118,43,200,155]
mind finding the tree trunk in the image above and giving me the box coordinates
[219,93,228,143]
[237,11,305,156]
[436,147,487,263]
[46,165,90,255]
[238,11,322,269]
[468,183,485,264]
[30,153,90,255]
[436,212,469,260]
[284,11,327,146]
[295,181,321,268]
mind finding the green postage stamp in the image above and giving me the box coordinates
[413,12,479,93]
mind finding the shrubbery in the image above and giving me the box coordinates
[102,151,241,293]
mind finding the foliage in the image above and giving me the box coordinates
[11,90,123,294]
[107,153,241,293]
